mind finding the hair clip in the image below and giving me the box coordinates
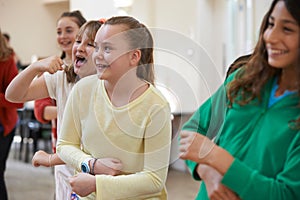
[99,18,106,24]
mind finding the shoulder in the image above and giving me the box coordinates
[44,70,65,80]
[77,74,98,86]
[143,85,170,108]
[225,54,251,78]
[224,66,245,86]
[72,74,99,94]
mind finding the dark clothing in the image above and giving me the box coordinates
[0,127,15,200]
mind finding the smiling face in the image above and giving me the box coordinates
[56,17,80,57]
[92,24,136,83]
[263,1,299,70]
[72,31,97,78]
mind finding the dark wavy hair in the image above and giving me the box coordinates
[227,0,300,128]
[104,16,155,85]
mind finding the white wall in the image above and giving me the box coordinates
[0,0,69,64]
[0,0,273,112]
[67,0,272,113]
[70,0,118,20]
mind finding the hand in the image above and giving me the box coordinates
[69,173,96,197]
[31,55,64,74]
[94,158,123,176]
[32,150,50,167]
[179,131,215,163]
[197,165,241,200]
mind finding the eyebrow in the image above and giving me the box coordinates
[269,16,298,26]
[94,41,113,46]
[102,41,113,45]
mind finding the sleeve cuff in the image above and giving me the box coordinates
[221,159,253,196]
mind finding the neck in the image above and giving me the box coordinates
[105,73,148,107]
[64,52,72,66]
[276,69,298,96]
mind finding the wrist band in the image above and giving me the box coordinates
[48,154,53,167]
[91,158,98,175]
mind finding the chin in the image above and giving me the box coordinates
[74,67,79,74]
[96,72,105,80]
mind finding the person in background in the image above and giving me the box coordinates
[179,0,300,199]
[56,16,172,199]
[0,29,23,200]
[32,10,86,200]
[5,20,120,200]
[3,32,24,70]
[34,10,86,160]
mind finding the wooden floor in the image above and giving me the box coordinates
[5,140,200,200]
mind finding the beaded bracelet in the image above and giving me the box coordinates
[91,158,98,175]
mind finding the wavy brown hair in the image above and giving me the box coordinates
[0,29,13,61]
[64,20,103,83]
[105,16,155,85]
[227,0,300,127]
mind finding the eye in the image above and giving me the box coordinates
[57,31,62,36]
[267,21,274,28]
[104,46,111,53]
[94,44,100,52]
[88,42,95,48]
[66,28,74,34]
[283,26,295,33]
[75,40,81,44]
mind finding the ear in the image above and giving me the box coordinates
[129,49,141,66]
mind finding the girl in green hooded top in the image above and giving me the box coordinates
[179,0,300,200]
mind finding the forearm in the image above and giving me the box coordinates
[95,167,167,199]
[50,153,65,166]
[205,145,234,175]
[32,151,65,167]
[0,93,24,108]
[57,144,88,172]
[43,106,57,120]
[5,56,62,103]
[6,64,39,101]
[180,131,234,175]
[5,64,45,102]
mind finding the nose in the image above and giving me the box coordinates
[59,31,67,39]
[264,26,280,44]
[94,46,104,59]
[77,42,85,52]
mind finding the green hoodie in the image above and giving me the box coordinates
[182,72,300,200]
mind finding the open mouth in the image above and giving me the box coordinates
[75,56,87,67]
